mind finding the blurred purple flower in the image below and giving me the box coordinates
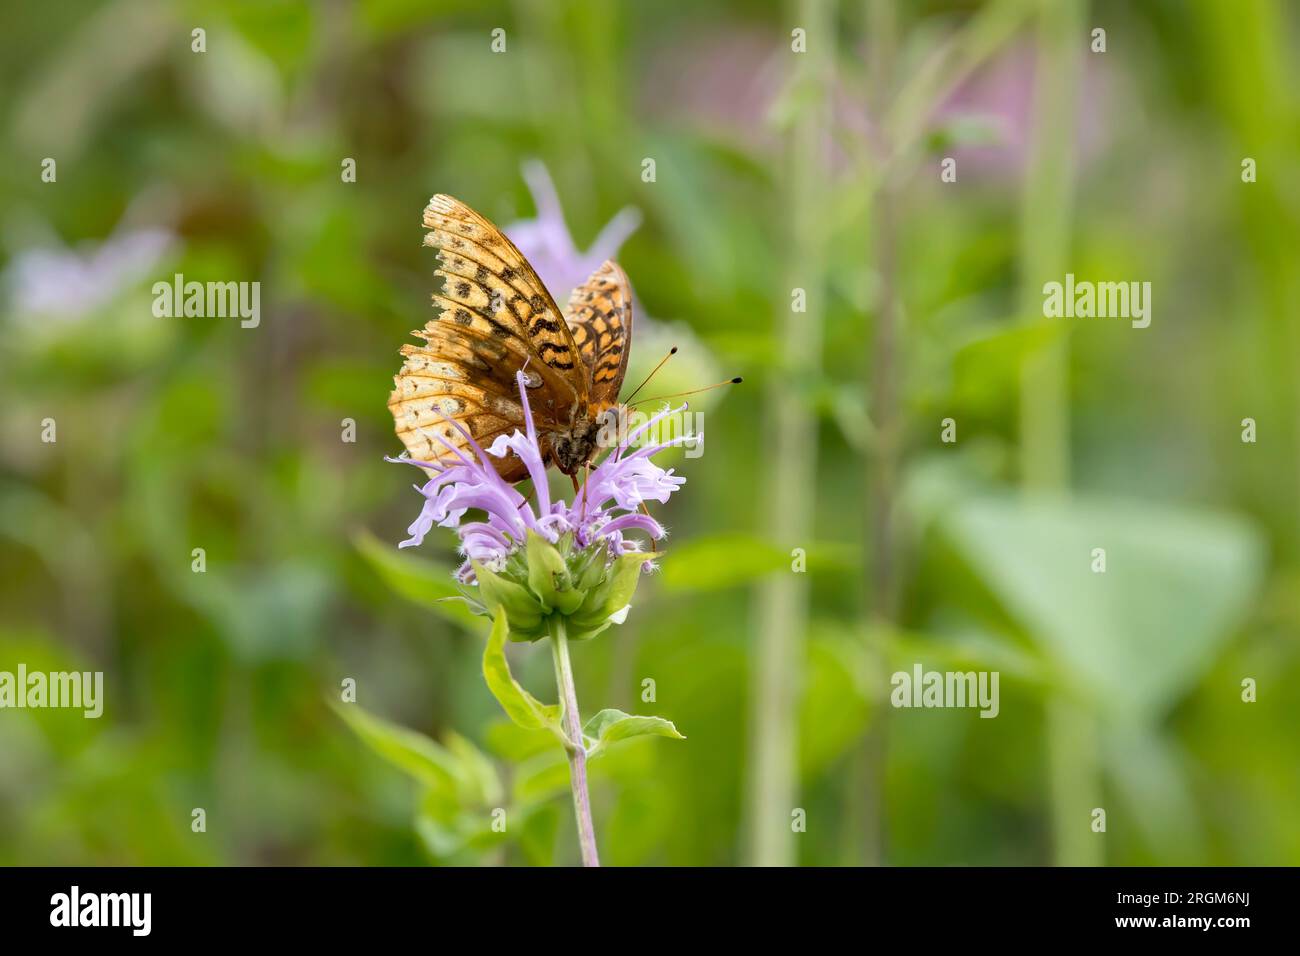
[5,226,175,323]
[390,370,694,582]
[641,27,785,156]
[933,42,1108,179]
[642,26,1107,182]
[504,161,642,303]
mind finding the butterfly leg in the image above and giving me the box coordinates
[640,501,658,553]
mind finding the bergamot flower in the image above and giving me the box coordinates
[390,370,696,641]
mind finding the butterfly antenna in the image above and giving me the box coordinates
[628,376,743,408]
[623,347,678,404]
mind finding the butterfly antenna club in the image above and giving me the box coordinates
[628,376,743,408]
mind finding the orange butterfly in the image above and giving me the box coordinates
[389,195,633,483]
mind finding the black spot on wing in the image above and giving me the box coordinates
[529,317,563,334]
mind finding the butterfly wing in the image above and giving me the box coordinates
[389,195,589,478]
[565,260,633,406]
[388,326,532,480]
[421,195,587,405]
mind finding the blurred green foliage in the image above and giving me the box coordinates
[1,0,1298,866]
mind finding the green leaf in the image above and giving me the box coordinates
[517,804,561,867]
[658,534,854,593]
[353,529,478,627]
[583,708,685,759]
[444,731,503,808]
[891,627,1049,687]
[415,790,504,862]
[481,608,564,739]
[332,701,459,795]
[484,720,563,762]
[415,805,468,860]
[1103,727,1206,863]
[941,494,1264,718]
[511,751,572,807]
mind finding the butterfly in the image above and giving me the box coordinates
[388,195,633,484]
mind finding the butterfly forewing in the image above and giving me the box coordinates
[389,195,590,476]
[420,195,587,405]
[565,259,633,405]
[389,195,629,483]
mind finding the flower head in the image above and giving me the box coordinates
[389,371,698,641]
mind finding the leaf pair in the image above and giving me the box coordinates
[332,700,511,861]
[481,607,684,756]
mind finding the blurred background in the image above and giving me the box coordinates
[1,0,1298,866]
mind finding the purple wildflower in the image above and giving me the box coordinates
[6,227,175,324]
[935,42,1108,180]
[504,161,642,304]
[390,370,696,583]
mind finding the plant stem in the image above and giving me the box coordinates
[858,0,900,870]
[550,617,600,867]
[746,0,835,868]
[1017,0,1100,866]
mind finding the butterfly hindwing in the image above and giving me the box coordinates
[565,260,633,405]
[387,337,524,474]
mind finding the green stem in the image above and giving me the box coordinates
[550,617,599,867]
[746,0,835,868]
[1018,0,1100,866]
[859,0,900,870]
[1047,698,1102,867]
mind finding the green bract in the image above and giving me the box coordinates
[461,531,657,643]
